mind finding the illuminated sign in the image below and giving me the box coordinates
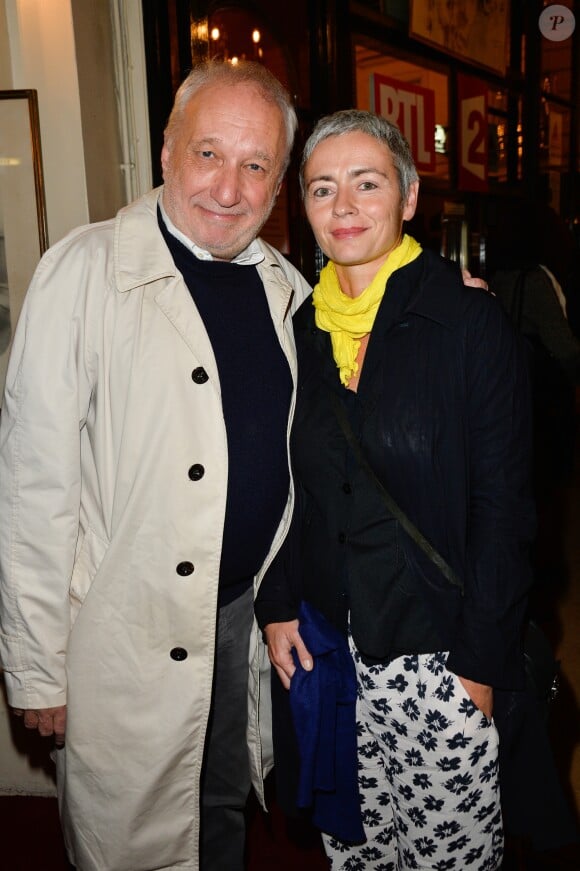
[371,73,436,173]
[457,73,488,192]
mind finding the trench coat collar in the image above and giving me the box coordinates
[114,188,176,291]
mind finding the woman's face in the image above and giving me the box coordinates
[303,131,418,273]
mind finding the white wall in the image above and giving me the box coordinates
[4,0,90,243]
[1,0,141,246]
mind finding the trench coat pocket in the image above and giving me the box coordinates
[69,528,108,622]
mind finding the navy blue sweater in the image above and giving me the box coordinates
[161,219,292,604]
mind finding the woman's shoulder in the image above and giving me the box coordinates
[293,294,316,331]
[406,248,501,330]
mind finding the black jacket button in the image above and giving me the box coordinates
[188,464,205,481]
[176,561,194,576]
[191,367,209,384]
[342,482,352,494]
[170,647,188,661]
[338,532,346,544]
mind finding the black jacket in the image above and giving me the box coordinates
[257,250,535,689]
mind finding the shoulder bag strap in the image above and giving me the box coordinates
[330,392,463,592]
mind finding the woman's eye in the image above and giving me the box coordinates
[312,187,332,198]
[360,181,377,191]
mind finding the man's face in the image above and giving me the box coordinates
[161,81,287,260]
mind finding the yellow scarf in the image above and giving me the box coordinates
[312,234,422,385]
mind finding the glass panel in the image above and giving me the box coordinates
[540,104,571,170]
[489,88,508,114]
[487,88,523,184]
[487,87,508,182]
[207,9,290,91]
[355,44,449,181]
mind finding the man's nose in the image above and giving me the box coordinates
[211,165,242,207]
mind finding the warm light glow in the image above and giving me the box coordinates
[252,29,261,44]
[210,27,220,41]
[230,56,239,65]
[191,21,208,41]
[0,157,20,166]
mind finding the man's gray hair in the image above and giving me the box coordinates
[164,59,298,176]
[300,109,419,201]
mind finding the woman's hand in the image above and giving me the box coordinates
[457,676,493,719]
[263,620,313,690]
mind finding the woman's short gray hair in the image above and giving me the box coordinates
[164,59,298,177]
[300,109,419,201]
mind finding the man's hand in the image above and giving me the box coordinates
[457,677,493,720]
[263,620,313,690]
[12,706,67,746]
[461,268,491,293]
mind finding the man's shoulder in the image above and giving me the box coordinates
[30,219,117,297]
[28,192,162,303]
[43,216,115,260]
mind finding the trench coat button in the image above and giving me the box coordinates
[192,367,209,384]
[188,464,205,481]
[338,532,346,544]
[170,647,188,661]
[342,482,352,494]
[176,561,194,576]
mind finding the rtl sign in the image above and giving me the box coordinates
[371,73,436,173]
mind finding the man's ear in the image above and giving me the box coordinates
[160,143,170,179]
[402,180,419,222]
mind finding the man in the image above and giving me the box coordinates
[0,60,310,871]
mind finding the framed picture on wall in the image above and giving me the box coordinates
[0,89,48,399]
[410,1,509,75]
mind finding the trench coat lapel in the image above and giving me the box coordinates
[153,277,222,393]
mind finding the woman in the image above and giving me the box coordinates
[256,110,536,870]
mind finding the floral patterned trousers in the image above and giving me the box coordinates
[323,647,503,871]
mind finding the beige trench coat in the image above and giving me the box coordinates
[0,189,311,870]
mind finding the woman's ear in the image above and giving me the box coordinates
[402,180,419,222]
